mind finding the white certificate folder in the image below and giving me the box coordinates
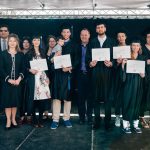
[54,54,72,69]
[113,46,131,59]
[126,60,145,74]
[30,59,48,71]
[92,48,110,61]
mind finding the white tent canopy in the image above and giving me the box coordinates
[0,0,149,9]
[0,0,150,19]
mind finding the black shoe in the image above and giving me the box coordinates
[79,120,85,125]
[105,123,112,131]
[5,126,11,130]
[88,120,93,125]
[93,122,100,130]
[11,124,19,128]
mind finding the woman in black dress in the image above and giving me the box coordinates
[25,36,50,128]
[43,35,57,120]
[0,34,24,129]
[18,36,32,125]
[121,40,145,134]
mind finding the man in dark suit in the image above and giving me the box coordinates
[0,24,9,114]
[77,28,93,125]
[86,22,115,130]
[0,24,9,51]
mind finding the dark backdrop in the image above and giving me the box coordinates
[0,19,150,45]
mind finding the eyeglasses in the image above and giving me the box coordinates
[0,30,8,32]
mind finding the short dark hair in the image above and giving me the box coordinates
[95,21,107,28]
[145,31,150,37]
[56,36,63,42]
[32,35,41,40]
[60,23,71,32]
[47,35,56,43]
[22,36,31,44]
[0,24,9,31]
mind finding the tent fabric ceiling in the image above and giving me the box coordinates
[0,0,149,9]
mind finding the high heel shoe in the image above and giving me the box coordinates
[5,126,11,130]
[11,124,19,128]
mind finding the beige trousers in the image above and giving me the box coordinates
[52,99,71,122]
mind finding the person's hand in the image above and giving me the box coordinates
[55,51,61,56]
[14,77,22,86]
[8,79,16,85]
[117,57,123,64]
[122,59,128,70]
[29,69,38,75]
[147,59,150,65]
[46,78,50,85]
[104,60,113,67]
[139,73,145,78]
[62,67,72,73]
[89,60,97,67]
[55,52,61,56]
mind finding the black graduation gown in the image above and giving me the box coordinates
[86,37,115,102]
[121,55,145,121]
[52,40,78,101]
[142,46,150,110]
[0,50,25,108]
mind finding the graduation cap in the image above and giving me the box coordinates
[94,20,107,27]
[130,38,141,44]
[60,23,72,31]
[116,27,128,37]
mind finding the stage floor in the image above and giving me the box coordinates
[0,116,150,150]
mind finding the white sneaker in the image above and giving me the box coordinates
[115,116,121,127]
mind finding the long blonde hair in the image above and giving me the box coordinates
[131,42,142,59]
[8,33,20,52]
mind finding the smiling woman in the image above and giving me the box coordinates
[0,33,24,130]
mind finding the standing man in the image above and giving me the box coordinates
[77,28,93,125]
[87,22,115,130]
[50,24,78,129]
[0,24,9,51]
[0,25,9,114]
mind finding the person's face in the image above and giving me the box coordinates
[117,33,127,44]
[23,40,30,50]
[80,30,90,44]
[131,43,141,53]
[61,29,71,40]
[58,39,64,46]
[0,27,9,39]
[49,38,56,48]
[8,37,18,49]
[32,38,40,47]
[146,34,150,45]
[96,24,106,35]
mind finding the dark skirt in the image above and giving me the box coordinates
[1,81,21,108]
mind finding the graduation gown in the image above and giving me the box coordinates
[0,50,24,108]
[52,40,78,101]
[86,37,115,102]
[142,45,150,110]
[121,55,145,121]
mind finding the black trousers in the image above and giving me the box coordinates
[94,100,111,125]
[32,100,45,124]
[77,72,93,121]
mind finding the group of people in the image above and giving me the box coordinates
[0,22,150,134]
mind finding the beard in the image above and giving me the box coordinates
[98,32,105,36]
